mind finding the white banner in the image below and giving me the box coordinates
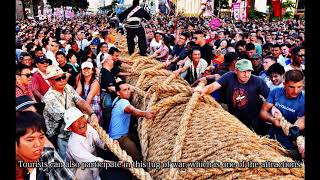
[254,0,267,13]
[239,0,247,22]
[232,2,240,20]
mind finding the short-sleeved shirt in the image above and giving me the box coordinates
[170,44,188,60]
[100,67,117,100]
[217,72,270,130]
[67,124,105,163]
[196,44,213,65]
[109,97,131,140]
[16,84,35,99]
[42,84,82,139]
[32,70,50,102]
[266,87,305,149]
[111,61,122,77]
[181,58,208,84]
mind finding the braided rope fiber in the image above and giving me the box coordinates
[98,33,305,179]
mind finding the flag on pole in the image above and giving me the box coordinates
[271,0,281,17]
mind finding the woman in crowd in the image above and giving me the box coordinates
[76,61,102,123]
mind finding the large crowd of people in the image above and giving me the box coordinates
[15,3,305,179]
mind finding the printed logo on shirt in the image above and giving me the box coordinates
[275,102,296,113]
[232,88,248,109]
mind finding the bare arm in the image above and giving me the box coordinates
[86,80,100,105]
[198,81,222,96]
[124,105,155,119]
[107,86,116,92]
[174,65,189,75]
[259,102,281,127]
[294,116,305,131]
[76,98,94,115]
[76,98,99,126]
[76,80,83,95]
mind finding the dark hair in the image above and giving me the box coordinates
[262,43,273,52]
[263,55,277,62]
[20,52,32,60]
[272,43,281,49]
[257,36,264,44]
[97,42,108,54]
[266,63,285,76]
[163,35,172,54]
[191,47,201,55]
[16,111,46,145]
[70,41,78,46]
[290,45,304,56]
[35,47,43,52]
[180,31,190,39]
[66,52,75,62]
[285,70,304,83]
[80,65,97,96]
[16,63,31,74]
[55,51,65,57]
[235,40,246,49]
[193,30,204,35]
[115,81,127,92]
[101,31,108,39]
[51,40,60,47]
[108,47,120,55]
[245,43,255,51]
[109,21,116,29]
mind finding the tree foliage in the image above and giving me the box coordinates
[248,9,265,20]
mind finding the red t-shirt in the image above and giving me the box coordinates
[31,71,50,102]
[16,84,34,99]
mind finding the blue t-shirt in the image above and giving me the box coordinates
[108,98,131,140]
[254,43,262,55]
[266,87,305,149]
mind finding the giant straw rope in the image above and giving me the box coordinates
[92,33,304,179]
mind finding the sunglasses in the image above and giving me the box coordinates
[18,73,33,78]
[54,74,67,81]
[297,54,305,57]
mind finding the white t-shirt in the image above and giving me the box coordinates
[149,38,162,54]
[266,80,284,91]
[76,39,90,51]
[29,168,37,180]
[181,58,208,80]
[45,51,59,66]
[284,64,305,72]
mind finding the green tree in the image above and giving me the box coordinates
[281,0,295,20]
[248,9,265,20]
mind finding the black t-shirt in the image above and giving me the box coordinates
[100,68,117,100]
[60,63,79,88]
[111,61,122,77]
[217,72,270,131]
[68,49,86,65]
[197,44,213,65]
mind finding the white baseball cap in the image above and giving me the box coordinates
[64,107,85,131]
[81,61,93,69]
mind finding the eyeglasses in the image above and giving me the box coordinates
[297,54,305,57]
[54,74,67,81]
[18,73,33,78]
